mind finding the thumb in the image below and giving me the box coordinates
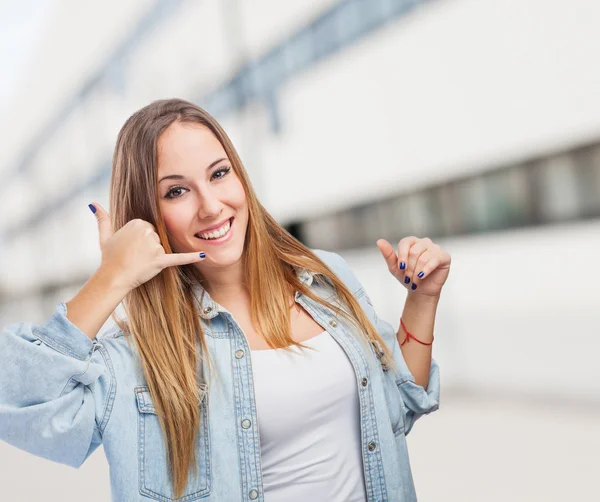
[89,202,113,246]
[376,239,398,273]
[160,251,207,269]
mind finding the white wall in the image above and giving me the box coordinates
[4,0,600,281]
[251,0,600,222]
[2,0,151,170]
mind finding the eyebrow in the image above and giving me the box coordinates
[158,157,228,183]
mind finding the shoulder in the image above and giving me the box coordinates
[94,323,138,379]
[96,322,132,357]
[96,323,127,341]
[310,248,363,295]
[95,309,132,342]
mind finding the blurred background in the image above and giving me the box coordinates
[1,0,599,500]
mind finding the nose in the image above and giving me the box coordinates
[196,189,223,220]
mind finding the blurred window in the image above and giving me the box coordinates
[288,27,314,74]
[336,1,364,45]
[261,48,287,92]
[403,191,434,237]
[482,166,531,231]
[537,153,580,223]
[573,145,600,218]
[293,142,600,251]
[434,183,465,236]
[456,177,489,234]
[312,10,339,61]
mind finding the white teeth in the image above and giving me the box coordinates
[198,220,231,240]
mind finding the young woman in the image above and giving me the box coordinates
[0,98,449,502]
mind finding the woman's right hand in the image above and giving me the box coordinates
[90,202,206,292]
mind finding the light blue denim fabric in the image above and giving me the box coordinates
[0,249,440,501]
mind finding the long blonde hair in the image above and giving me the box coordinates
[109,98,395,498]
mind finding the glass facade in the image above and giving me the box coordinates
[292,141,600,249]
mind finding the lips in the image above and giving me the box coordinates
[195,217,233,239]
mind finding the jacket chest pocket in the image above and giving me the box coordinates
[135,385,211,501]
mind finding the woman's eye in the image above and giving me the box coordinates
[165,187,187,199]
[163,167,230,199]
[212,166,231,180]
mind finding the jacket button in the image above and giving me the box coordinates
[203,307,212,314]
[329,320,337,327]
[249,489,258,499]
[368,441,377,452]
[242,419,251,429]
[361,378,368,387]
[235,349,245,359]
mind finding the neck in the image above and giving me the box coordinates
[198,260,248,306]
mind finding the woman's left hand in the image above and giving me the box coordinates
[376,237,451,298]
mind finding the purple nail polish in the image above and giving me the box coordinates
[417,271,424,278]
[88,204,96,214]
[199,252,206,258]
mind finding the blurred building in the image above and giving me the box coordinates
[0,0,599,500]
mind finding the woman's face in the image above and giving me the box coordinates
[157,121,249,268]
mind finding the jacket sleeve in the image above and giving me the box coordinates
[319,249,440,435]
[0,302,115,468]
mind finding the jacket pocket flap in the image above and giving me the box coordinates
[135,386,156,414]
[135,384,209,415]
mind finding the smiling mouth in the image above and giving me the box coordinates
[195,217,234,240]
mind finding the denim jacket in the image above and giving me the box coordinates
[0,249,440,502]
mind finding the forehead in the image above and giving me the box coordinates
[157,122,226,173]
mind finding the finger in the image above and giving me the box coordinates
[404,239,430,289]
[396,236,419,282]
[376,239,399,274]
[89,202,113,246]
[159,251,207,269]
[410,250,439,288]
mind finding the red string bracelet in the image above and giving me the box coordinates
[400,318,434,346]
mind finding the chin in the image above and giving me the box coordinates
[199,244,245,263]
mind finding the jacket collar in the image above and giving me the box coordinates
[193,266,315,320]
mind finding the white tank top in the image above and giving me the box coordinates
[250,330,368,502]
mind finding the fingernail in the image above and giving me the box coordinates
[199,252,206,258]
[417,271,424,278]
[399,262,406,270]
[411,283,417,290]
[404,276,410,284]
[88,204,96,214]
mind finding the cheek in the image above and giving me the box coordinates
[232,180,248,209]
[162,216,177,235]
[161,208,188,239]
